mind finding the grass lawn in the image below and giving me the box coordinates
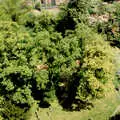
[32,90,120,120]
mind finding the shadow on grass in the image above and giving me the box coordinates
[55,72,94,111]
[109,114,120,120]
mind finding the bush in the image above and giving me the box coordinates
[1,100,28,120]
[56,0,94,34]
[54,23,115,110]
[0,0,117,114]
[0,21,52,118]
[74,23,115,109]
[18,11,56,32]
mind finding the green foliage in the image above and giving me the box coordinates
[0,0,30,22]
[1,100,27,120]
[88,0,109,15]
[74,23,115,105]
[54,23,115,110]
[90,2,120,48]
[0,21,51,118]
[68,0,91,14]
[18,11,56,32]
[0,0,118,117]
[56,0,94,34]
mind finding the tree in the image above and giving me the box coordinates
[56,0,94,34]
[0,21,51,119]
[74,23,115,109]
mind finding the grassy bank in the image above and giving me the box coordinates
[33,91,120,120]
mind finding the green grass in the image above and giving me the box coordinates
[33,91,120,120]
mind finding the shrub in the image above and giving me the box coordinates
[74,23,115,109]
[53,23,115,110]
[0,100,28,120]
[56,0,94,34]
[0,0,117,113]
[0,21,52,118]
[18,11,56,32]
